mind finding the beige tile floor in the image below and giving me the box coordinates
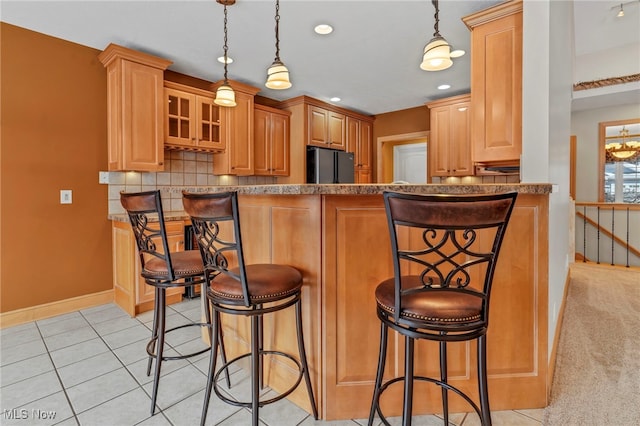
[0,298,544,425]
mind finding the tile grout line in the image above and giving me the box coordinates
[35,320,81,426]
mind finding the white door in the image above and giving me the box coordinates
[393,143,427,183]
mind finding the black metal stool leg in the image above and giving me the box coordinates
[200,308,220,426]
[150,288,166,415]
[216,313,231,388]
[147,291,160,377]
[403,335,414,426]
[251,315,260,426]
[295,300,318,419]
[258,307,264,390]
[478,335,492,426]
[368,321,388,426]
[440,341,449,424]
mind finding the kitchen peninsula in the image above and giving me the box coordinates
[110,183,551,420]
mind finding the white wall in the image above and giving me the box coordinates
[572,104,640,202]
[522,0,573,361]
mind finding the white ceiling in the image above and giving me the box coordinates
[2,0,639,115]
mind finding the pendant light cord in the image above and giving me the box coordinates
[432,0,441,37]
[273,0,281,61]
[222,4,230,82]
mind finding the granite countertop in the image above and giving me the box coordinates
[170,183,551,195]
[110,183,552,222]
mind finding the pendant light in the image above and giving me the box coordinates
[215,0,236,107]
[420,0,464,72]
[265,0,292,89]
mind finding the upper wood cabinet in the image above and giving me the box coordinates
[277,96,374,184]
[346,116,374,183]
[98,44,172,171]
[212,80,260,176]
[308,105,346,150]
[164,82,225,152]
[426,94,473,177]
[254,104,291,176]
[463,0,523,164]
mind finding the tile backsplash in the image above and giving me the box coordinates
[106,150,519,215]
[106,150,275,215]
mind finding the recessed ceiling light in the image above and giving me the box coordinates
[330,97,341,102]
[314,24,333,35]
[450,50,465,58]
[217,56,233,64]
[437,84,451,90]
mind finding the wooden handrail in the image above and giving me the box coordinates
[575,211,640,259]
[575,202,640,211]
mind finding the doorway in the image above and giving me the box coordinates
[393,143,427,183]
[377,131,430,183]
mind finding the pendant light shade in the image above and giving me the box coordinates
[214,0,236,107]
[419,0,462,72]
[265,0,292,89]
[420,36,453,71]
[266,60,292,89]
[214,83,237,107]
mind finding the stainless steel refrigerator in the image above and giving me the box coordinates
[306,146,355,184]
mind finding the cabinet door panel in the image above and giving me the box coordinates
[450,101,472,175]
[471,11,522,162]
[196,95,224,150]
[124,61,165,171]
[358,121,372,170]
[253,108,270,175]
[270,112,290,175]
[328,111,346,150]
[308,106,328,147]
[430,106,451,176]
[165,88,195,146]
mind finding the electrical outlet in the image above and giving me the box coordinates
[60,190,72,204]
[98,171,110,184]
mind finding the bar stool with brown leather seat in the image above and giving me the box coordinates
[368,191,517,426]
[120,190,229,415]
[182,190,318,426]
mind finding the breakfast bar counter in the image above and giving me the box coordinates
[111,184,551,419]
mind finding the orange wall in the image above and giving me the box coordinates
[1,23,112,312]
[372,105,430,182]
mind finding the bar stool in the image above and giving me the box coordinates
[120,190,228,415]
[368,191,517,426]
[182,191,318,426]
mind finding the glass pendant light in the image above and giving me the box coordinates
[265,0,292,89]
[420,0,463,71]
[215,0,236,107]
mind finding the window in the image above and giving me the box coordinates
[599,119,640,203]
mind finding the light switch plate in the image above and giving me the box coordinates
[60,190,72,204]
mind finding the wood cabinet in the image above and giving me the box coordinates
[347,116,374,183]
[426,94,473,177]
[164,82,225,152]
[98,43,172,172]
[112,220,185,316]
[463,0,523,164]
[308,105,346,150]
[277,96,374,184]
[254,104,291,176]
[212,80,260,176]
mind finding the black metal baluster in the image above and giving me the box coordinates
[597,206,601,264]
[583,205,587,263]
[611,206,615,266]
[626,207,630,268]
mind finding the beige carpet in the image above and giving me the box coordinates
[543,264,640,425]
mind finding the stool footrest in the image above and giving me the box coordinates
[213,350,304,408]
[373,375,483,425]
[146,322,212,362]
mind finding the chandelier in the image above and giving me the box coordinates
[605,126,640,162]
